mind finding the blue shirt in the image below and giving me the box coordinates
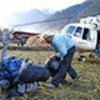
[51,34,75,58]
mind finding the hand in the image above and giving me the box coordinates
[50,54,56,59]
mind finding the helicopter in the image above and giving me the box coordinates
[61,16,100,61]
[12,15,100,61]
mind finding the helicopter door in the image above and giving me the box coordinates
[96,30,100,50]
[72,27,96,50]
[80,28,96,50]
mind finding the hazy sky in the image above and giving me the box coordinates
[0,0,86,28]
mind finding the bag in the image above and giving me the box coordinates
[45,58,61,77]
[0,68,10,80]
[0,67,11,89]
[46,59,60,70]
[2,56,23,79]
[17,61,50,83]
[0,79,10,89]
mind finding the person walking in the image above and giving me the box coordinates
[43,33,80,88]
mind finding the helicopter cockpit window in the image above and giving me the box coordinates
[62,26,76,35]
[74,27,82,37]
[82,28,92,41]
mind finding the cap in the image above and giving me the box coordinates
[42,32,54,39]
[39,32,54,42]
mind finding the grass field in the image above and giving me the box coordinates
[0,47,100,100]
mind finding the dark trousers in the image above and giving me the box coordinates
[51,46,77,87]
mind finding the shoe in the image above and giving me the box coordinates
[44,83,56,89]
[74,73,83,81]
[71,73,84,86]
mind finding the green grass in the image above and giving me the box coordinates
[0,49,100,100]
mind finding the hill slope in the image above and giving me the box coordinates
[13,9,53,25]
[47,0,100,30]
[13,0,100,32]
[78,0,100,18]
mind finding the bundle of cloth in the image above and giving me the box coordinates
[0,31,60,99]
[0,56,61,96]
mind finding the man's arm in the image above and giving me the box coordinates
[55,42,68,58]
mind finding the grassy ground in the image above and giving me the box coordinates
[0,48,100,100]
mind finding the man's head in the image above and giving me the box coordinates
[42,32,54,44]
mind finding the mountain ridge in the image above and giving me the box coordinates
[13,0,100,32]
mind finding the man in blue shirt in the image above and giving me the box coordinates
[43,33,79,88]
